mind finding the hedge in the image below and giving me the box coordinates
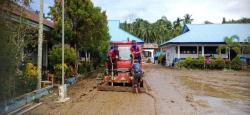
[176,56,242,70]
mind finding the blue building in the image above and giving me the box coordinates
[160,24,250,66]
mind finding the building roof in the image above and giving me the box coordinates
[1,2,54,28]
[161,24,250,46]
[108,20,144,43]
[143,43,158,49]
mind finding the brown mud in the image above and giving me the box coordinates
[27,64,250,115]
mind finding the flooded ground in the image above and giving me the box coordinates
[175,68,250,115]
[26,64,250,115]
[26,70,155,115]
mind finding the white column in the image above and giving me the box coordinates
[197,45,199,58]
[88,52,91,62]
[177,45,180,59]
[85,51,87,62]
[202,45,204,56]
[151,50,154,63]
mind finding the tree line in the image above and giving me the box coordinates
[121,16,250,44]
[222,17,250,24]
[120,14,194,44]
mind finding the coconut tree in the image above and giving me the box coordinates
[172,17,183,37]
[183,14,194,25]
[218,35,241,59]
[217,35,241,69]
[153,17,171,44]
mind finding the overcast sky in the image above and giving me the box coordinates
[31,0,250,24]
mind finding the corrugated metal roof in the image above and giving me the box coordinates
[108,20,144,43]
[161,24,250,46]
[143,43,158,49]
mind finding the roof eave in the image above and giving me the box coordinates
[160,42,226,46]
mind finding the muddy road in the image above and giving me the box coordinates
[27,64,250,115]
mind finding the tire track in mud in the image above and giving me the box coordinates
[143,64,198,115]
[26,68,156,115]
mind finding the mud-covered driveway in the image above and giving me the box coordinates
[145,64,197,115]
[27,64,230,115]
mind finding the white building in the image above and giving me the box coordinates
[160,24,250,66]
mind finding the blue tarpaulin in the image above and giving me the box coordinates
[155,52,161,57]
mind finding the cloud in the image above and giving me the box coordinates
[92,0,250,24]
[30,0,250,24]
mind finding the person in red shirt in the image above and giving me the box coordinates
[130,40,142,64]
[205,56,211,69]
[107,45,119,75]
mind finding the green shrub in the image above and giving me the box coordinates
[184,57,193,68]
[54,64,70,78]
[17,74,38,93]
[231,56,242,70]
[78,62,94,74]
[195,56,205,68]
[176,60,185,68]
[158,54,166,63]
[86,63,94,72]
[16,63,38,93]
[191,59,199,68]
[176,57,204,69]
[78,63,87,74]
[48,44,77,66]
[215,57,226,69]
[210,58,216,69]
[225,59,231,69]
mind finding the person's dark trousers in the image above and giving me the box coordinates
[132,54,142,63]
[107,59,117,75]
[133,72,143,87]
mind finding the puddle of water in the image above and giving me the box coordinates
[177,76,250,115]
[195,96,250,115]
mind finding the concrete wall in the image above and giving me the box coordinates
[0,86,53,114]
[165,47,176,66]
[143,49,155,63]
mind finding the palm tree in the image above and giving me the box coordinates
[154,18,170,44]
[172,17,183,37]
[217,35,241,69]
[183,14,194,25]
[174,17,182,26]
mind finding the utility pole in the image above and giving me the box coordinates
[59,0,69,102]
[37,0,44,89]
[62,0,65,87]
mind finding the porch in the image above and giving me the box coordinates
[162,44,229,66]
[175,45,228,59]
